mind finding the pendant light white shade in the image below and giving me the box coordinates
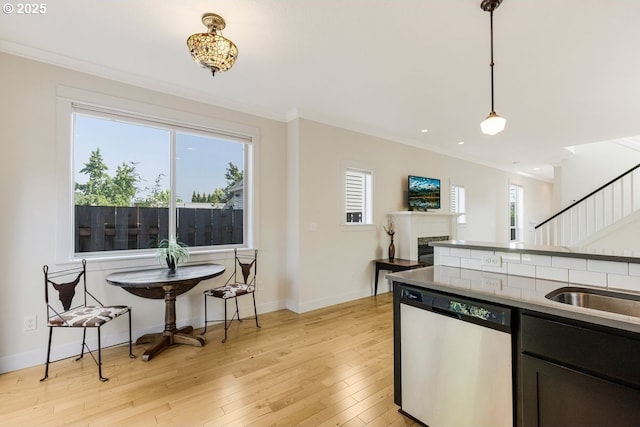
[480,111,506,135]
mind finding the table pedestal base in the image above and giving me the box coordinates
[136,326,205,361]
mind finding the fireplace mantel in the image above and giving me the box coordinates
[389,211,459,261]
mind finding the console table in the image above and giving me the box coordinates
[373,258,427,296]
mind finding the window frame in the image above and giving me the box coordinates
[55,86,259,267]
[450,184,467,225]
[343,166,373,226]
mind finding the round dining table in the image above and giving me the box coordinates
[106,263,225,361]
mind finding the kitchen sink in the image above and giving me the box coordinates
[545,286,640,317]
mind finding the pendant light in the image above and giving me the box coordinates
[480,0,506,135]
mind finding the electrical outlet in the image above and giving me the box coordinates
[481,255,502,267]
[482,277,502,288]
[24,315,37,331]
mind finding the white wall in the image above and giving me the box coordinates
[580,210,640,252]
[560,141,640,207]
[0,52,553,373]
[287,119,553,312]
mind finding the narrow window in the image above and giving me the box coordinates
[345,168,372,224]
[509,184,524,242]
[450,185,466,224]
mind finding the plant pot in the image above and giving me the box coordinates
[166,256,176,273]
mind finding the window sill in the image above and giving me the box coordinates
[340,224,377,232]
[63,247,245,272]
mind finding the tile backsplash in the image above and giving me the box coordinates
[434,247,640,292]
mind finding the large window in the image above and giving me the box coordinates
[72,108,249,255]
[344,168,373,224]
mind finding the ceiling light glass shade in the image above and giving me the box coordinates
[187,33,238,74]
[187,13,237,76]
[480,112,506,135]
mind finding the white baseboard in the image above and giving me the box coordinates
[295,287,376,314]
[0,327,140,374]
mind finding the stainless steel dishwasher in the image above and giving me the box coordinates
[398,286,513,427]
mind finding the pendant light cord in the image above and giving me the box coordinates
[489,10,495,113]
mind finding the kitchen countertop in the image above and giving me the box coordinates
[388,265,640,334]
[429,240,640,264]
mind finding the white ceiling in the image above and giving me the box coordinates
[2,0,640,181]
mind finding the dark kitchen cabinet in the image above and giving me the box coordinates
[520,313,640,427]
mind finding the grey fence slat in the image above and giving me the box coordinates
[158,208,169,244]
[214,209,231,244]
[195,209,212,246]
[138,207,160,249]
[93,206,109,251]
[177,207,195,246]
[114,207,128,250]
[233,213,243,244]
[76,205,90,252]
[211,210,222,244]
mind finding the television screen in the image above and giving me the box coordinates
[408,175,441,210]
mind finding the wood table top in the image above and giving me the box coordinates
[106,263,225,288]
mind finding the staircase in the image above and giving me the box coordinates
[535,163,640,247]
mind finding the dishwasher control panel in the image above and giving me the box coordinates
[400,286,511,331]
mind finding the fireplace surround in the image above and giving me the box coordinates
[389,212,459,262]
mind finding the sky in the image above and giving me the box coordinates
[74,113,244,202]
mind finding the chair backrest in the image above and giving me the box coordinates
[231,248,257,285]
[43,259,103,322]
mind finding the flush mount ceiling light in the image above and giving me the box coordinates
[187,13,238,77]
[480,0,506,135]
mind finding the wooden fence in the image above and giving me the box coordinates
[75,205,243,252]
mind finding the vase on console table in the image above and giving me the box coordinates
[384,216,396,261]
[388,233,395,261]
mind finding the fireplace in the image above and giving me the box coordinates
[390,211,459,261]
[417,235,449,265]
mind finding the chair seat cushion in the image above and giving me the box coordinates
[205,283,255,299]
[48,305,129,327]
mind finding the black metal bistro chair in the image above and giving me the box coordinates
[203,249,260,342]
[41,259,135,382]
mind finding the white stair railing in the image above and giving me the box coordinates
[535,164,640,247]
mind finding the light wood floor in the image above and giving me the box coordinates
[0,293,418,426]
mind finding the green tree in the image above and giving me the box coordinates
[218,162,243,203]
[191,163,243,205]
[211,188,226,203]
[75,148,115,206]
[110,162,139,206]
[224,162,243,186]
[137,173,171,207]
[75,148,141,207]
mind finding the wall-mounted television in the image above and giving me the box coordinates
[408,175,441,211]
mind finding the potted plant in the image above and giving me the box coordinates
[156,238,190,272]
